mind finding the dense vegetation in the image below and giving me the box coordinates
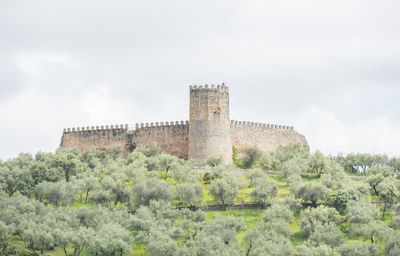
[0,145,399,256]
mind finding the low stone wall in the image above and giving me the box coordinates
[230,120,308,153]
[175,203,268,212]
[132,121,189,160]
[128,203,268,214]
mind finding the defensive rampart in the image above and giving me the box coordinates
[230,120,308,152]
[132,121,189,159]
[60,124,128,152]
[60,84,309,164]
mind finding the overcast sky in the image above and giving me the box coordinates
[0,0,399,160]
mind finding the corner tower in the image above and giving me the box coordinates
[188,84,233,165]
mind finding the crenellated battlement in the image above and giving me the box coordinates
[189,84,229,93]
[134,120,189,130]
[230,120,294,131]
[63,124,129,133]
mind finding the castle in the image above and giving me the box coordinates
[60,85,308,165]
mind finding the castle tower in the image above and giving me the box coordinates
[188,84,233,165]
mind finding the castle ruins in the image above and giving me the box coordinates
[60,85,308,165]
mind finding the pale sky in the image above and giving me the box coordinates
[1,0,399,160]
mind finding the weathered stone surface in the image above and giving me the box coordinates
[188,85,233,165]
[60,85,309,164]
[60,127,128,152]
[133,123,189,160]
[230,122,308,152]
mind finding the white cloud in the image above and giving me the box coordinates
[297,105,400,156]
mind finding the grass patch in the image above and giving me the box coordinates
[206,209,264,246]
[267,175,289,199]
[289,210,307,246]
[301,173,320,182]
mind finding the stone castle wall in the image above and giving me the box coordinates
[230,120,308,152]
[61,122,190,159]
[60,125,128,152]
[189,85,233,165]
[132,121,189,160]
[60,120,308,161]
[60,85,309,164]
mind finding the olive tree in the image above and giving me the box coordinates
[293,244,339,256]
[345,200,386,244]
[309,151,325,177]
[390,203,400,229]
[244,204,294,256]
[157,153,179,179]
[206,156,223,167]
[307,222,345,248]
[35,180,77,206]
[250,178,278,205]
[376,178,400,218]
[209,174,241,204]
[300,205,341,237]
[384,230,400,256]
[90,223,133,256]
[338,243,378,256]
[0,221,18,255]
[279,156,309,177]
[293,182,329,207]
[245,168,265,187]
[176,182,203,206]
[90,175,132,208]
[186,215,244,256]
[257,153,278,173]
[134,178,173,206]
[241,147,263,169]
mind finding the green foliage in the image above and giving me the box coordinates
[232,146,242,168]
[134,178,173,206]
[35,180,77,206]
[0,221,20,256]
[390,203,400,229]
[1,147,400,255]
[257,153,279,172]
[308,222,345,248]
[176,182,203,206]
[209,174,241,205]
[338,243,378,256]
[300,206,341,237]
[376,178,400,218]
[384,230,400,256]
[244,204,294,256]
[202,172,211,184]
[309,151,325,177]
[245,168,264,187]
[292,181,329,207]
[293,244,340,256]
[136,145,161,157]
[206,156,223,167]
[241,147,263,169]
[250,178,278,205]
[279,156,309,177]
[170,164,200,184]
[157,153,179,179]
[275,144,309,163]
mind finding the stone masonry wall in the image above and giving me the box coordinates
[230,120,308,153]
[189,85,233,165]
[60,85,309,162]
[60,124,128,152]
[132,121,189,160]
